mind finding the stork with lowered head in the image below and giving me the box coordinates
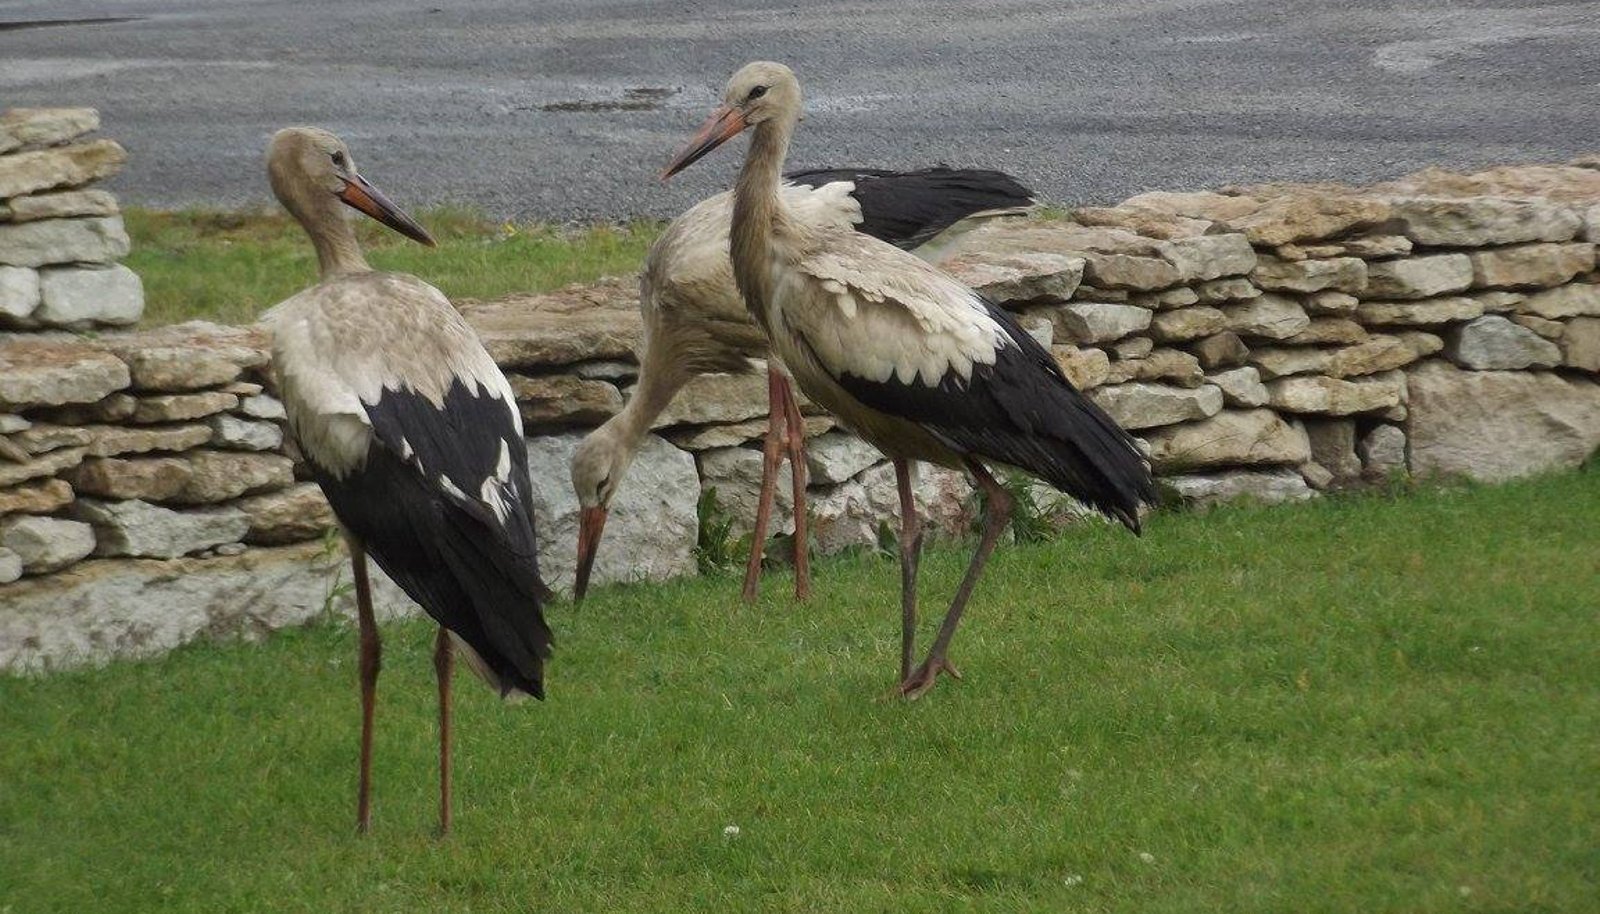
[569,167,1036,602]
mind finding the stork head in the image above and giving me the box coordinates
[569,423,635,602]
[662,61,801,179]
[266,127,436,246]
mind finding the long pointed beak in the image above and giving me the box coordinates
[661,104,747,180]
[337,173,436,246]
[573,505,609,602]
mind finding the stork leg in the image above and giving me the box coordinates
[434,627,454,837]
[899,460,1012,700]
[779,373,811,602]
[894,458,922,682]
[350,541,381,834]
[742,365,790,603]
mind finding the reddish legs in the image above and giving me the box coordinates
[351,542,381,833]
[743,366,812,603]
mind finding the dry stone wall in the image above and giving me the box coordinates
[5,155,1600,673]
[0,109,143,329]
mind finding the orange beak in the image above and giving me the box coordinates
[573,505,609,602]
[337,172,436,246]
[661,104,748,180]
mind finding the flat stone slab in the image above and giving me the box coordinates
[460,279,642,370]
[0,541,419,673]
[0,215,131,268]
[0,337,130,409]
[0,108,100,155]
[0,139,126,199]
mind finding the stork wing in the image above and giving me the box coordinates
[787,236,1155,530]
[785,166,1037,249]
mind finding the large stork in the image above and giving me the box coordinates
[662,64,1157,698]
[570,168,1035,602]
[263,127,552,833]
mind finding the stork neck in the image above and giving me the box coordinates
[304,202,372,277]
[730,115,794,325]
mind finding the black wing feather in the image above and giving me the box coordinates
[784,166,1036,250]
[311,378,552,698]
[830,301,1156,532]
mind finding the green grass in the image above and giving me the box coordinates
[3,473,1597,912]
[123,207,662,328]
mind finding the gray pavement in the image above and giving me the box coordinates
[3,0,1599,222]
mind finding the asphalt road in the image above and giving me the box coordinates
[4,0,1599,222]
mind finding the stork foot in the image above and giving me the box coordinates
[896,656,962,700]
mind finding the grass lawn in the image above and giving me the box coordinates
[2,472,1597,912]
[123,207,662,327]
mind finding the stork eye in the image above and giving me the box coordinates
[331,151,348,167]
[746,85,768,102]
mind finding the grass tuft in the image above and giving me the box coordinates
[2,472,1597,912]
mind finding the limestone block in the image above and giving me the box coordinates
[208,414,285,451]
[0,107,100,154]
[1405,361,1600,481]
[0,478,73,516]
[1206,367,1268,408]
[70,455,193,501]
[1052,346,1112,390]
[1363,254,1473,300]
[1088,382,1223,430]
[4,189,119,223]
[1266,374,1405,416]
[804,431,883,485]
[1468,243,1594,290]
[1149,306,1227,343]
[940,250,1084,304]
[509,374,623,427]
[0,339,129,409]
[234,483,336,546]
[172,451,295,504]
[35,264,144,327]
[0,140,126,199]
[1386,196,1582,246]
[1518,284,1600,319]
[1163,467,1314,508]
[1140,409,1311,471]
[1443,315,1562,370]
[1558,317,1600,371]
[1221,293,1311,340]
[0,215,130,268]
[1104,348,1206,388]
[0,515,95,574]
[1190,332,1249,369]
[72,499,250,559]
[1252,256,1366,294]
[1056,302,1153,344]
[0,265,40,324]
[1358,425,1408,478]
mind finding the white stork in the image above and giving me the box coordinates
[570,167,1036,602]
[262,127,552,833]
[662,63,1157,699]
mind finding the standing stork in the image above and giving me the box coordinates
[262,127,552,833]
[570,167,1036,602]
[662,64,1157,698]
